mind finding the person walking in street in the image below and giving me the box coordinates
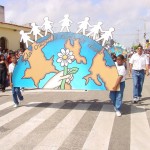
[129,45,149,103]
[9,55,24,107]
[109,54,126,117]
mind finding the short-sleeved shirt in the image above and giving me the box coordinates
[129,53,149,70]
[9,63,15,74]
[115,62,126,82]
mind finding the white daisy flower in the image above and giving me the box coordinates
[57,49,74,66]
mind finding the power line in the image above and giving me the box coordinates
[114,32,150,37]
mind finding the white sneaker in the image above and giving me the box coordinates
[137,97,142,101]
[116,111,122,117]
[133,98,138,103]
[13,104,19,108]
[21,88,24,92]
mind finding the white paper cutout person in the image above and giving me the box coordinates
[96,27,115,46]
[76,17,91,35]
[59,14,72,32]
[20,30,34,48]
[30,23,43,41]
[41,17,54,36]
[87,22,103,40]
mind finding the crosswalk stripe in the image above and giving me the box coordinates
[0,102,65,150]
[82,104,115,150]
[0,102,41,127]
[0,102,13,111]
[108,104,131,150]
[130,106,150,150]
[146,105,150,127]
[33,103,90,150]
[1,101,150,150]
[11,102,77,150]
[59,103,102,149]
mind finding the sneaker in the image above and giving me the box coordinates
[137,97,142,101]
[13,104,19,108]
[116,111,122,117]
[132,97,138,103]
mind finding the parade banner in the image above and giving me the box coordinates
[13,16,120,90]
[109,43,127,56]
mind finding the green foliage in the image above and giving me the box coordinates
[132,43,143,50]
[68,67,79,75]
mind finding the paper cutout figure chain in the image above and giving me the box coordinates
[20,14,115,48]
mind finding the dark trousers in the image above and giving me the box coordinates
[0,69,7,90]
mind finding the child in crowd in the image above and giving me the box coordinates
[9,55,24,107]
[111,53,117,62]
[109,54,126,117]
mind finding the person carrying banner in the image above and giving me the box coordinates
[109,54,126,117]
[9,55,24,108]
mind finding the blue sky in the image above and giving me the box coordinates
[0,0,6,4]
[0,0,150,47]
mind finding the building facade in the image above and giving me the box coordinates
[0,22,31,51]
[0,5,32,51]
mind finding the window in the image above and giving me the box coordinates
[0,37,7,50]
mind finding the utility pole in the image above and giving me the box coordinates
[137,29,140,44]
[143,19,146,48]
[144,20,146,40]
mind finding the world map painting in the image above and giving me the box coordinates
[13,32,119,90]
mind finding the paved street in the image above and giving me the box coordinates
[0,76,150,150]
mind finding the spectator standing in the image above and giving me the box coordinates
[7,52,13,65]
[0,54,8,92]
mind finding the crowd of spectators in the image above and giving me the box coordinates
[0,48,24,92]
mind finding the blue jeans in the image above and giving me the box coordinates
[12,87,24,105]
[109,82,125,111]
[132,70,145,98]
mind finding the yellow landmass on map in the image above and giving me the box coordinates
[65,83,72,90]
[22,49,32,61]
[84,50,119,90]
[23,36,58,87]
[65,39,87,64]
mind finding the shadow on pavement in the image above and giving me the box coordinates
[0,95,10,97]
[24,99,149,115]
[140,97,150,101]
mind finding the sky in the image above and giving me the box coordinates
[0,0,150,47]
